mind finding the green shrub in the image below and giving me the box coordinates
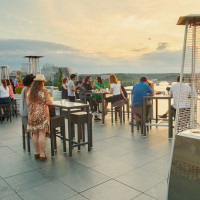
[57,67,63,91]
[15,86,24,94]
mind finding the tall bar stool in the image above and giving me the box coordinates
[131,105,143,134]
[70,111,92,153]
[11,99,18,118]
[111,99,126,124]
[50,115,66,157]
[0,104,12,123]
[22,116,31,152]
[131,105,151,135]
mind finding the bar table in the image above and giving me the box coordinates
[142,96,173,139]
[53,100,91,156]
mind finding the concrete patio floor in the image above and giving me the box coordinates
[0,115,172,200]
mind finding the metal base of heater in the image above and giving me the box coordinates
[168,129,200,200]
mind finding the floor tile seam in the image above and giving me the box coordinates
[89,156,138,169]
[57,178,111,194]
[38,160,110,180]
[15,179,77,198]
[65,193,89,200]
[0,178,22,200]
[133,149,170,160]
[112,178,143,194]
[71,156,113,169]
[135,155,170,168]
[138,167,168,179]
[131,192,159,200]
[6,177,56,193]
[113,164,150,180]
[3,168,40,179]
[143,178,167,194]
[0,193,23,200]
[6,146,27,156]
[78,178,112,193]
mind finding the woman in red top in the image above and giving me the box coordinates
[16,83,24,87]
[6,79,14,100]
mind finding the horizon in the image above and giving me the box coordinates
[1,1,200,73]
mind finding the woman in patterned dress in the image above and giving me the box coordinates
[27,75,53,161]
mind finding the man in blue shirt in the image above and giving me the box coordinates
[132,77,153,106]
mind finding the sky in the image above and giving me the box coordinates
[0,0,200,74]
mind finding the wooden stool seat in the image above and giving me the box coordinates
[50,115,66,157]
[70,111,92,153]
[111,99,128,124]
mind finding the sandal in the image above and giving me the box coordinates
[34,154,40,159]
[39,154,48,162]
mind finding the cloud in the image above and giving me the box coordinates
[0,39,79,55]
[0,39,182,74]
[157,42,170,51]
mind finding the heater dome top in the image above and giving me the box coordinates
[177,14,200,25]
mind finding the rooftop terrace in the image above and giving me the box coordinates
[0,115,172,200]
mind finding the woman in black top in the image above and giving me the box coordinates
[62,77,68,100]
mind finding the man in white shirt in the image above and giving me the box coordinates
[67,74,77,102]
[170,76,191,132]
[170,76,191,109]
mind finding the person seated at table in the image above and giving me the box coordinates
[79,76,97,114]
[20,74,35,117]
[0,79,11,104]
[67,74,80,102]
[146,79,154,120]
[0,79,11,120]
[62,77,69,100]
[104,74,125,115]
[91,76,105,120]
[75,77,83,99]
[131,77,153,124]
[160,76,191,129]
[6,79,14,101]
[27,74,53,161]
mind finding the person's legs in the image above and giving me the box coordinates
[38,131,46,157]
[32,132,40,155]
[69,96,75,102]
[87,97,95,112]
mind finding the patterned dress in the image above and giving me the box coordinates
[27,88,53,134]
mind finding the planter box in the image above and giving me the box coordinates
[14,94,21,113]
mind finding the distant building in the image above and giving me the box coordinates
[61,67,72,78]
[41,64,73,81]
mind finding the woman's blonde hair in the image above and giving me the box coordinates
[109,74,118,84]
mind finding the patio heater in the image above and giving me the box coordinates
[0,65,9,81]
[167,15,200,200]
[24,56,43,75]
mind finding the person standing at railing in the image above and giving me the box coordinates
[67,74,80,102]
[61,77,69,100]
[6,79,14,101]
[75,77,83,99]
[20,74,35,117]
